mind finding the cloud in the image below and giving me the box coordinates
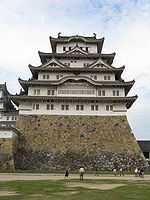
[0,0,150,139]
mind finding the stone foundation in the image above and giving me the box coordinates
[0,131,17,171]
[15,115,146,171]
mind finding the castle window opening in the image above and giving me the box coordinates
[47,89,55,96]
[33,103,40,110]
[76,104,84,111]
[98,90,105,96]
[61,104,69,110]
[106,105,113,111]
[91,105,99,111]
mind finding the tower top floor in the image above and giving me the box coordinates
[49,33,104,54]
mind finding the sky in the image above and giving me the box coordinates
[0,0,150,139]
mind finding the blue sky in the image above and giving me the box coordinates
[0,0,150,139]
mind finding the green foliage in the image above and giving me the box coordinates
[0,179,150,200]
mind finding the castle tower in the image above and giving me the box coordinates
[11,34,146,170]
[0,83,18,127]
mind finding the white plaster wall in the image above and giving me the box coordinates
[56,42,97,53]
[0,130,17,138]
[19,101,127,116]
[0,90,3,98]
[60,59,94,68]
[0,102,4,109]
[28,85,125,97]
[0,113,17,122]
[38,72,115,81]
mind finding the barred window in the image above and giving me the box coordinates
[43,74,46,79]
[33,104,39,110]
[46,104,54,110]
[76,105,84,111]
[46,74,49,79]
[98,90,105,96]
[34,89,40,95]
[106,105,113,111]
[58,89,95,95]
[104,75,111,80]
[47,90,55,96]
[61,105,69,110]
[91,105,98,111]
[113,90,119,96]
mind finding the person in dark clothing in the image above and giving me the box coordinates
[65,169,69,178]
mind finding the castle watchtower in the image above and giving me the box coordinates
[11,34,146,170]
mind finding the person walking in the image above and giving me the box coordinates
[64,169,69,178]
[79,167,85,181]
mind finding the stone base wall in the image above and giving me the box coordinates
[0,138,17,171]
[15,115,146,171]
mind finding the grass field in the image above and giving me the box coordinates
[0,178,150,200]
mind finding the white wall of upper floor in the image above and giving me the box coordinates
[0,111,17,122]
[19,101,127,116]
[59,58,94,68]
[0,90,3,98]
[0,102,4,109]
[28,85,125,97]
[38,72,116,81]
[56,42,97,53]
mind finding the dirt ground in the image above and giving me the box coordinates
[0,191,19,196]
[67,182,126,190]
[0,173,149,181]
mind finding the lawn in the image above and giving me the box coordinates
[0,178,150,200]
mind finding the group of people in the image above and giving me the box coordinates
[65,167,85,180]
[134,167,144,177]
[112,167,145,177]
[64,166,145,179]
[113,167,124,176]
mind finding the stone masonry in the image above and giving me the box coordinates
[15,115,146,171]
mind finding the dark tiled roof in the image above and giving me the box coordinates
[49,35,104,53]
[137,141,150,152]
[18,77,135,96]
[11,95,137,109]
[38,52,115,65]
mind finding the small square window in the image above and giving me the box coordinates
[102,90,105,96]
[110,105,113,111]
[51,104,54,110]
[43,74,46,79]
[34,89,36,95]
[106,105,109,111]
[76,105,79,110]
[37,89,40,95]
[46,74,49,79]
[61,105,65,110]
[56,75,59,79]
[63,46,66,51]
[91,105,94,111]
[69,47,71,51]
[95,105,99,111]
[94,75,97,80]
[66,105,69,110]
[81,105,84,110]
[36,104,39,110]
[46,104,50,110]
[98,90,101,96]
[86,47,88,52]
[113,90,116,96]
